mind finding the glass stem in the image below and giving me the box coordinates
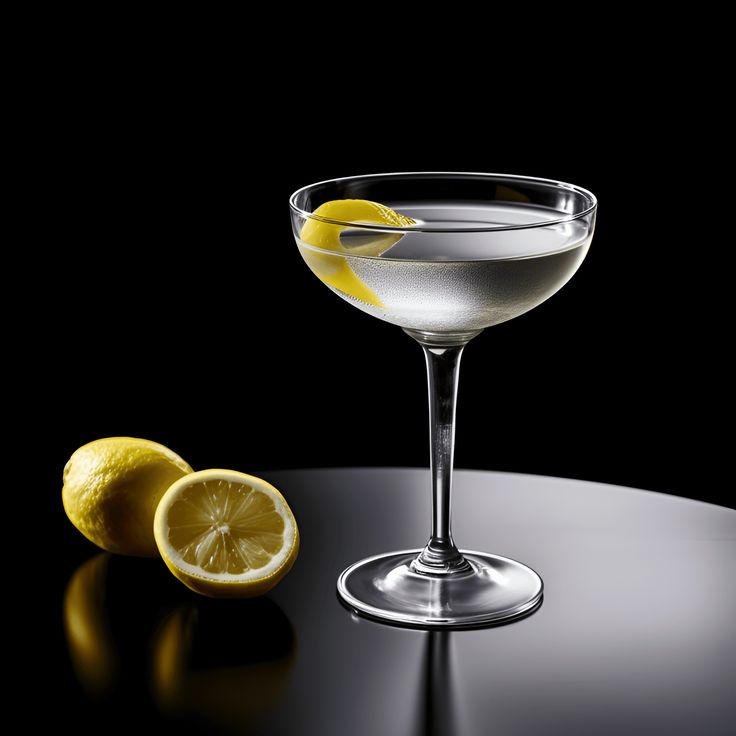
[407,330,481,574]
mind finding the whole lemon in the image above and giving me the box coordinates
[63,437,192,556]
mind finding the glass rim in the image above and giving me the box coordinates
[289,171,597,234]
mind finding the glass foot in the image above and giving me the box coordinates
[337,550,543,628]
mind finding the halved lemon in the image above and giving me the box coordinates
[154,470,299,597]
[299,199,415,307]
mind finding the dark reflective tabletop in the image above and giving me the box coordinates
[59,469,736,735]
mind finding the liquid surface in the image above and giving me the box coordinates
[298,202,591,332]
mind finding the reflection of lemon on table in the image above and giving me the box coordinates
[154,469,299,597]
[63,437,193,557]
[153,600,295,729]
[63,553,116,696]
[300,199,415,307]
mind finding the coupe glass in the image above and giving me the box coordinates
[290,172,597,627]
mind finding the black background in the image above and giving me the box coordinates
[39,76,725,513]
[28,24,728,572]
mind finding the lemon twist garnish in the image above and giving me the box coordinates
[300,199,415,307]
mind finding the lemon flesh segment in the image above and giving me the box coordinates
[300,199,415,308]
[154,469,299,598]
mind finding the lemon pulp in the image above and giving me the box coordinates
[154,469,299,597]
[300,199,415,307]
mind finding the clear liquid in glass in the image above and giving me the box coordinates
[298,202,591,332]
